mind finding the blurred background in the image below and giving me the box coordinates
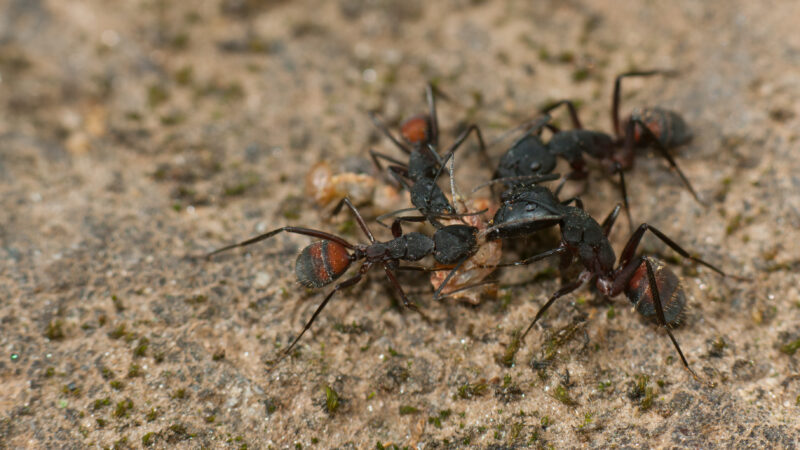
[1,0,799,447]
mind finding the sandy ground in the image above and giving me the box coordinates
[1,0,799,448]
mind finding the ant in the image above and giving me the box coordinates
[379,147,559,302]
[205,198,481,359]
[481,185,738,379]
[368,83,489,184]
[490,70,700,228]
[367,84,491,227]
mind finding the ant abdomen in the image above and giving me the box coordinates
[629,107,692,149]
[625,257,686,325]
[295,240,353,289]
[400,115,431,145]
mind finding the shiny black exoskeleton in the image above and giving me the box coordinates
[484,184,563,241]
[481,185,732,380]
[491,71,701,228]
[368,84,489,226]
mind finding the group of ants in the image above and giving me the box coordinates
[207,71,746,381]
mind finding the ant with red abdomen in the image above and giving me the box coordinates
[367,84,492,226]
[480,182,744,380]
[205,198,481,360]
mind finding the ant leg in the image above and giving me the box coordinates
[560,196,584,209]
[395,265,452,272]
[369,149,407,175]
[432,247,568,301]
[644,259,700,380]
[448,150,460,210]
[383,265,418,310]
[617,223,725,276]
[435,280,496,300]
[376,210,424,228]
[327,197,377,243]
[541,100,583,129]
[387,167,413,195]
[441,124,491,169]
[553,175,570,198]
[487,115,545,149]
[432,256,470,301]
[545,124,561,135]
[341,197,376,243]
[612,161,634,230]
[329,197,350,218]
[206,226,354,259]
[629,118,704,205]
[369,111,411,155]
[426,83,439,148]
[485,246,568,269]
[280,269,366,358]
[612,70,675,137]
[510,114,552,149]
[390,216,428,236]
[521,278,585,340]
[600,204,622,237]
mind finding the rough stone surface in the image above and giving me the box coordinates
[1,0,799,448]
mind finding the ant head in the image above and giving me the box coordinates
[400,114,432,146]
[487,186,562,240]
[295,240,353,289]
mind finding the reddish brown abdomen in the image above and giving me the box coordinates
[631,108,692,148]
[400,115,430,145]
[625,258,686,325]
[295,241,352,288]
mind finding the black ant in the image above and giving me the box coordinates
[205,198,481,359]
[490,70,700,228]
[367,84,491,227]
[368,83,488,184]
[481,185,738,379]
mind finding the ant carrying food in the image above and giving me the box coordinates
[481,183,739,379]
[373,145,559,302]
[489,70,700,228]
[205,198,482,360]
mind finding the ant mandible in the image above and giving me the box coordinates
[205,198,481,359]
